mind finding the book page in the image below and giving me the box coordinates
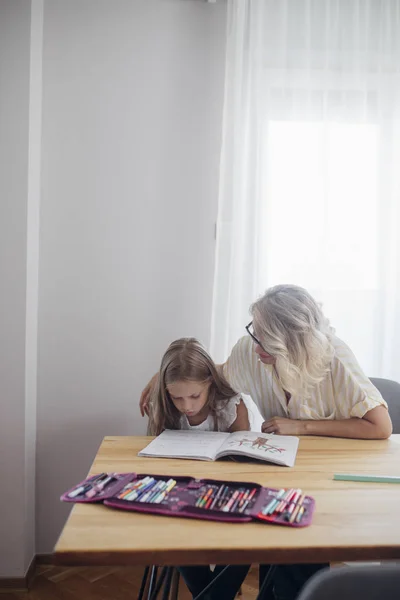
[138,429,230,460]
[217,431,299,467]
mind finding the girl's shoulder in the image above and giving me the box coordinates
[217,394,243,430]
[225,393,243,407]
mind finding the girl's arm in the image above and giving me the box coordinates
[228,399,250,432]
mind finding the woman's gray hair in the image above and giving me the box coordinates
[251,284,334,398]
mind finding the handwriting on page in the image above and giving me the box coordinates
[144,430,228,457]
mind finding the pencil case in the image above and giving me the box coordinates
[61,472,315,528]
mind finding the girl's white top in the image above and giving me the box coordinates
[179,395,243,432]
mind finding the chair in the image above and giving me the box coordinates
[341,378,400,572]
[297,564,400,600]
[370,377,400,433]
[138,566,180,600]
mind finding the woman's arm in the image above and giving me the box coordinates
[302,406,392,439]
[228,399,250,432]
[262,406,393,439]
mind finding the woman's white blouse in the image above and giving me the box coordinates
[223,335,387,421]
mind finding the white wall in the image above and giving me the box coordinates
[0,0,41,578]
[36,0,227,552]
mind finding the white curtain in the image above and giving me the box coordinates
[211,0,400,383]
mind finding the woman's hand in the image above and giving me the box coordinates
[139,373,158,416]
[262,417,305,436]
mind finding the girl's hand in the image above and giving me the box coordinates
[139,374,158,416]
[262,417,305,436]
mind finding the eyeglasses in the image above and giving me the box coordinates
[245,321,267,352]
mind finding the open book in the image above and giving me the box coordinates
[139,430,300,467]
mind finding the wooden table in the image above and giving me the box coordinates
[54,435,400,566]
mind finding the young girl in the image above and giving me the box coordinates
[147,338,251,600]
[147,337,250,435]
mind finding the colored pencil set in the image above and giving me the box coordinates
[62,474,315,528]
[117,476,177,504]
[259,488,306,524]
[67,473,118,499]
[195,485,258,513]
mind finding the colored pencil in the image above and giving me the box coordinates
[68,473,108,498]
[296,505,305,523]
[223,489,240,512]
[334,473,400,484]
[204,488,218,509]
[262,489,285,515]
[239,487,258,513]
[195,487,208,507]
[139,480,166,503]
[218,486,231,509]
[145,480,167,503]
[119,476,151,498]
[289,494,305,523]
[276,488,295,513]
[230,489,246,512]
[157,479,176,501]
[199,487,214,508]
[85,474,116,498]
[147,479,175,503]
[131,479,158,502]
[210,485,226,510]
[284,489,302,519]
[238,489,249,509]
[124,477,156,501]
[153,479,176,504]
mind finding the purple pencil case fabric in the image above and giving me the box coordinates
[61,472,315,528]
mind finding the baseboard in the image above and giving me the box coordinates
[35,553,54,565]
[0,554,37,593]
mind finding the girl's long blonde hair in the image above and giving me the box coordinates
[251,284,335,399]
[147,338,237,435]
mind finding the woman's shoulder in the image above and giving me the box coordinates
[329,335,374,384]
[228,335,258,371]
[327,335,386,412]
[232,335,254,355]
[330,335,360,367]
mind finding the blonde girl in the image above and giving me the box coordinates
[147,337,249,435]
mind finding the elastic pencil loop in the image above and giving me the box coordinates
[192,565,232,600]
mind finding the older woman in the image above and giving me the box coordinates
[225,284,392,439]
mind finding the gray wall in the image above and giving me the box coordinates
[36,0,226,553]
[0,0,41,578]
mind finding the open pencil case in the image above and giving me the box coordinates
[61,472,315,527]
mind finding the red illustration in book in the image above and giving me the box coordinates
[229,436,286,454]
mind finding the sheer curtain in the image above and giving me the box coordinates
[211,0,400,383]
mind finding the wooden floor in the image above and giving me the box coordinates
[0,564,259,599]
